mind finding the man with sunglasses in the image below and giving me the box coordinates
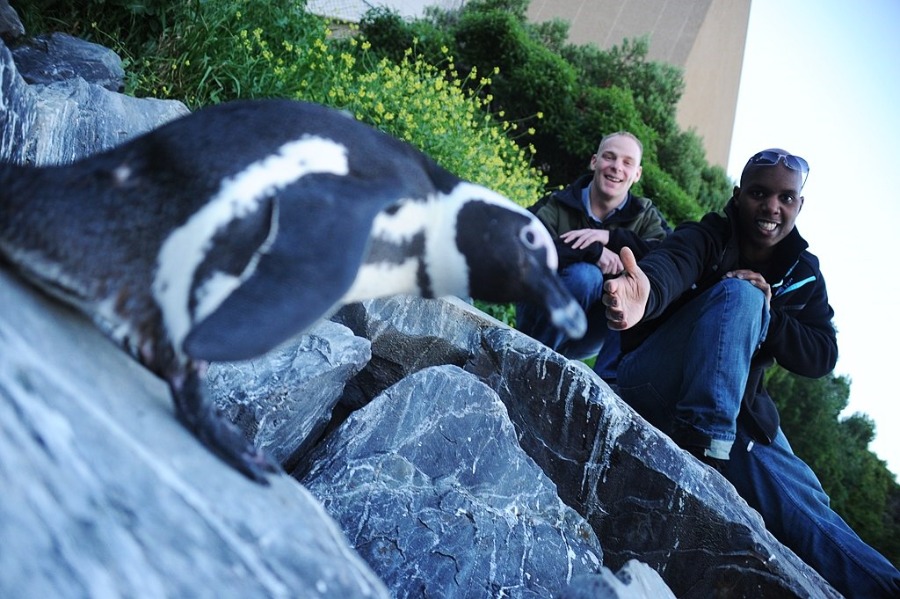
[603,149,900,597]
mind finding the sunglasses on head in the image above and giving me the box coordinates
[747,150,809,189]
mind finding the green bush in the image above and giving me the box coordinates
[562,37,684,135]
[356,7,451,66]
[697,164,734,213]
[635,163,704,225]
[359,3,736,220]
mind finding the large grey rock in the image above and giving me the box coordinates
[11,32,125,90]
[468,328,841,598]
[0,0,23,42]
[300,364,605,598]
[0,36,187,166]
[208,320,371,470]
[0,268,390,599]
[337,296,841,598]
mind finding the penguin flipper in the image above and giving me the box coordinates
[183,174,393,362]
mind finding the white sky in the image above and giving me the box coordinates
[727,0,900,477]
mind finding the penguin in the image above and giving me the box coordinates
[0,98,586,484]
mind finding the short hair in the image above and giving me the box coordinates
[597,131,643,162]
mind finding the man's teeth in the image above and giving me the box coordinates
[758,220,777,232]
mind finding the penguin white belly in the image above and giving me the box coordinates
[338,196,469,305]
[339,258,423,304]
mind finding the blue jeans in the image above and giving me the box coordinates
[617,278,900,597]
[726,427,900,598]
[617,278,768,458]
[516,262,621,378]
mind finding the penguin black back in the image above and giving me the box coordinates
[0,98,585,483]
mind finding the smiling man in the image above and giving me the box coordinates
[603,149,900,598]
[516,132,669,378]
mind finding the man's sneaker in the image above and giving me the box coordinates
[686,446,727,474]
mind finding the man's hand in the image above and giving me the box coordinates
[602,247,650,330]
[597,247,624,275]
[559,228,610,250]
[725,269,771,307]
[559,229,622,274]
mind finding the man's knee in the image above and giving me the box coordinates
[560,262,605,303]
[716,277,767,310]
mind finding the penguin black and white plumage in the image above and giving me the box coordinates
[0,98,586,483]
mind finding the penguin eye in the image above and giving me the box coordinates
[519,225,541,250]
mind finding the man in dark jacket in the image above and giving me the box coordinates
[516,132,669,378]
[604,149,900,598]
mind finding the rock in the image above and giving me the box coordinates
[467,326,841,597]
[560,560,675,599]
[11,32,125,91]
[331,297,481,409]
[0,0,23,43]
[0,268,390,599]
[299,364,605,598]
[1,37,187,166]
[208,320,371,471]
[336,296,841,598]
[0,39,33,160]
[20,76,189,165]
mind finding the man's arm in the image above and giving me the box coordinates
[560,229,623,274]
[534,199,605,269]
[763,265,838,378]
[602,217,724,330]
[606,204,671,259]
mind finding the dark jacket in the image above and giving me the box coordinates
[531,174,670,269]
[623,199,838,443]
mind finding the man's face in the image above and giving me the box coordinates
[590,135,642,202]
[733,163,804,255]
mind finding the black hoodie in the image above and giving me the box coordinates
[622,199,838,443]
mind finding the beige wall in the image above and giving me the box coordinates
[527,0,751,167]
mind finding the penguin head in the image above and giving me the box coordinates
[447,184,587,340]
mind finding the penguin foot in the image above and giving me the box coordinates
[169,364,282,485]
[190,410,282,485]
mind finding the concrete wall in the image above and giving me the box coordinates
[526,0,751,167]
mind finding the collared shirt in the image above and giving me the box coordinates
[581,184,628,225]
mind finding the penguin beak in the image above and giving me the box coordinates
[517,219,586,339]
[528,269,587,340]
[449,197,586,338]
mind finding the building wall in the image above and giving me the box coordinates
[526,0,751,167]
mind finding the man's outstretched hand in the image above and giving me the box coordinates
[602,247,651,331]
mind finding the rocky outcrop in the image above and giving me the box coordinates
[0,21,842,599]
[300,363,604,597]
[0,0,23,43]
[331,297,841,598]
[0,267,392,598]
[0,25,187,165]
